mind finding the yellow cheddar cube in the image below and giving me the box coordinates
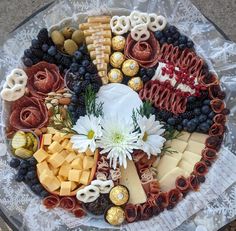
[71,157,83,170]
[79,170,90,185]
[68,169,82,182]
[85,149,94,156]
[60,181,71,196]
[52,132,66,143]
[65,152,77,163]
[43,134,52,146]
[47,127,58,134]
[33,148,48,163]
[37,161,50,173]
[39,169,54,184]
[48,141,63,153]
[71,181,79,191]
[60,150,68,159]
[83,156,95,170]
[61,139,69,149]
[59,164,71,178]
[65,141,73,151]
[46,177,61,192]
[48,152,65,168]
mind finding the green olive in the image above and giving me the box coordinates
[64,39,78,55]
[61,27,75,39]
[72,30,85,45]
[51,30,65,47]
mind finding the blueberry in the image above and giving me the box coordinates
[55,52,62,61]
[192,117,199,124]
[154,31,164,40]
[194,108,201,116]
[179,35,187,44]
[82,60,90,67]
[179,44,186,50]
[33,184,44,194]
[24,49,33,58]
[68,104,76,112]
[74,51,83,60]
[167,37,173,44]
[140,68,146,76]
[22,57,33,67]
[164,28,172,36]
[79,44,88,54]
[78,66,86,75]
[182,119,189,127]
[29,157,37,166]
[146,68,155,78]
[15,174,24,182]
[41,44,49,52]
[201,105,211,114]
[18,168,27,176]
[172,32,180,40]
[20,161,29,169]
[167,117,176,125]
[203,99,211,105]
[70,63,80,73]
[206,119,213,126]
[187,96,196,103]
[31,39,40,49]
[48,46,57,56]
[187,40,194,48]
[169,25,177,34]
[85,73,91,80]
[71,95,78,104]
[142,74,150,83]
[10,158,21,168]
[199,114,207,122]
[173,41,179,46]
[208,111,216,119]
[31,178,40,185]
[159,37,167,45]
[26,171,37,180]
[199,122,210,133]
[176,124,183,131]
[74,85,82,95]
[187,120,197,130]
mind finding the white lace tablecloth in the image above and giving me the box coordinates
[0,0,235,230]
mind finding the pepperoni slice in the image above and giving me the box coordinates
[210,99,225,113]
[213,114,226,125]
[43,195,60,209]
[188,175,200,191]
[175,176,190,192]
[209,123,225,136]
[202,148,217,162]
[125,204,137,223]
[59,197,76,211]
[193,161,208,176]
[73,205,86,218]
[167,189,182,206]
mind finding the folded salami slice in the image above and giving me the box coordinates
[205,135,223,151]
[193,161,208,176]
[199,73,219,87]
[188,175,200,191]
[59,197,76,211]
[43,195,60,209]
[210,99,225,113]
[213,114,226,125]
[202,148,217,162]
[209,123,225,136]
[208,84,226,100]
[175,176,190,192]
[140,203,153,220]
[125,203,138,223]
[167,189,182,206]
[154,192,168,208]
[72,205,86,218]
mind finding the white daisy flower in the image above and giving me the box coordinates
[98,116,139,169]
[71,115,102,152]
[137,115,166,157]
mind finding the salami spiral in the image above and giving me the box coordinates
[59,197,76,211]
[43,195,60,209]
[193,162,208,176]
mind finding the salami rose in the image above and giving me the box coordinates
[125,204,137,223]
[124,32,160,68]
[193,161,208,176]
[175,176,190,192]
[9,96,48,130]
[202,148,217,162]
[167,189,182,206]
[25,61,64,98]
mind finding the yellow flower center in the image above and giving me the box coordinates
[142,132,148,142]
[87,130,95,139]
[112,132,124,144]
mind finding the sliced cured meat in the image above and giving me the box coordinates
[140,203,153,220]
[209,123,225,136]
[188,175,200,191]
[125,204,137,223]
[209,84,226,100]
[167,189,182,206]
[193,161,208,176]
[199,73,219,87]
[202,148,217,162]
[213,114,226,125]
[205,135,223,151]
[210,99,225,113]
[43,195,60,209]
[59,197,76,211]
[25,61,64,99]
[154,192,168,208]
[175,176,190,192]
[124,32,160,67]
[9,96,48,130]
[73,205,86,218]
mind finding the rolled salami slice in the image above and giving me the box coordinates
[175,176,190,192]
[167,188,182,206]
[59,197,76,211]
[193,161,208,176]
[209,123,225,136]
[202,148,217,162]
[43,195,60,209]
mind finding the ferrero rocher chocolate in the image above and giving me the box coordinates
[122,59,139,77]
[108,69,123,83]
[112,35,126,51]
[110,52,125,68]
[109,185,129,206]
[128,77,143,91]
[105,206,125,226]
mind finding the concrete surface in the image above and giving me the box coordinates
[0,0,236,45]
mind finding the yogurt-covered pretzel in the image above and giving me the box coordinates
[148,14,167,31]
[1,84,25,101]
[76,185,100,203]
[131,24,150,41]
[130,11,150,28]
[110,16,130,35]
[91,179,114,194]
[6,69,28,88]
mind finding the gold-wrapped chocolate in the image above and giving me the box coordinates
[122,59,139,77]
[128,77,143,91]
[105,206,125,226]
[109,185,129,206]
[110,52,125,68]
[112,36,126,51]
[108,69,123,83]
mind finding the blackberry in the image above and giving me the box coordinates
[92,83,100,92]
[60,56,72,68]
[24,49,33,58]
[86,63,97,74]
[78,96,85,105]
[76,107,86,117]
[158,110,173,120]
[31,48,44,58]
[37,28,49,43]
[43,54,55,63]
[81,80,90,92]
[182,111,195,119]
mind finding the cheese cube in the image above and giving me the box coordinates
[178,131,191,142]
[48,141,63,153]
[65,141,73,151]
[170,139,188,153]
[166,152,183,162]
[46,177,61,192]
[37,161,50,173]
[71,181,79,191]
[83,156,95,170]
[60,181,71,196]
[65,152,77,163]
[85,149,94,156]
[51,167,59,176]
[43,134,52,146]
[79,170,90,185]
[48,152,65,168]
[47,127,58,134]
[52,132,65,143]
[61,139,69,149]
[59,150,68,159]
[185,140,205,155]
[59,164,71,178]
[33,148,48,163]
[39,169,54,185]
[68,169,82,182]
[190,132,208,144]
[182,151,202,164]
[71,157,83,170]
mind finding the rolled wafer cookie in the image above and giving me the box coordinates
[86,36,111,45]
[87,44,111,54]
[84,29,111,38]
[88,16,111,24]
[79,23,110,31]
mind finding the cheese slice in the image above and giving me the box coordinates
[190,132,208,144]
[178,131,191,142]
[185,140,205,155]
[182,151,202,164]
[170,139,188,153]
[156,155,180,180]
[60,181,71,196]
[120,160,147,204]
[166,152,183,162]
[159,167,188,192]
[178,160,194,175]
